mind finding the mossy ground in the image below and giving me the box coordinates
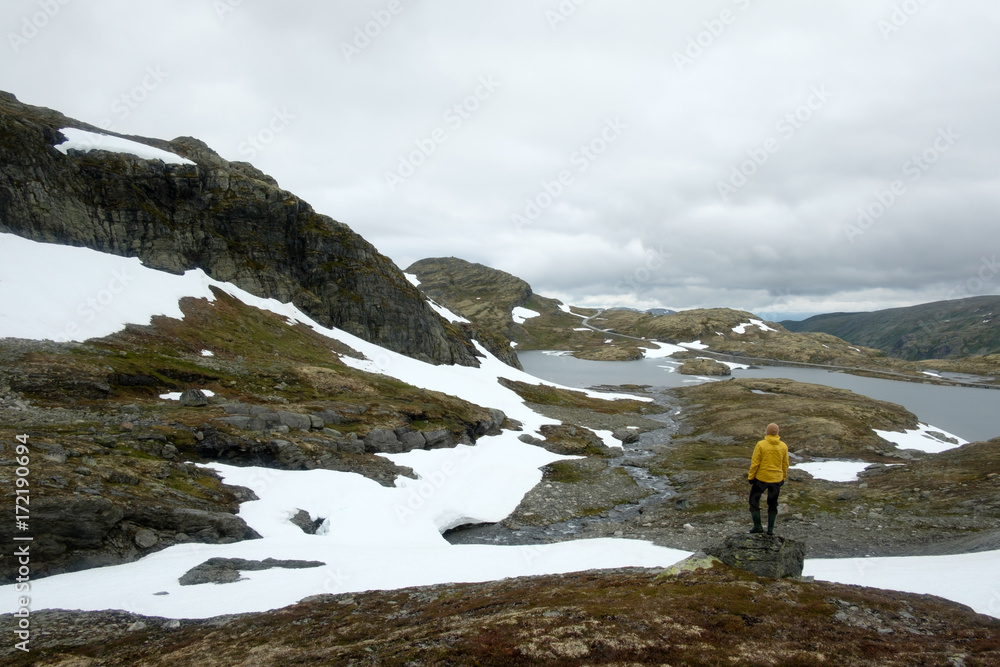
[5,566,997,666]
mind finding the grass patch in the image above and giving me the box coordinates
[499,378,648,414]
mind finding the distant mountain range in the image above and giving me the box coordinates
[781,296,1000,361]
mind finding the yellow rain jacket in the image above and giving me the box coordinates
[748,434,789,483]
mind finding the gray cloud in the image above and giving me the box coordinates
[4,0,999,318]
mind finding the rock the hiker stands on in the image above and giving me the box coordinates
[706,533,806,578]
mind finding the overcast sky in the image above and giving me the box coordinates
[4,1,999,319]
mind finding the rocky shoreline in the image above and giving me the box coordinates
[447,382,1000,560]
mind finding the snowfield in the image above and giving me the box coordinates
[0,233,998,619]
[54,127,195,165]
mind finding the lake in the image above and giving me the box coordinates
[519,351,1000,443]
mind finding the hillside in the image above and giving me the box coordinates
[4,567,998,665]
[406,257,901,368]
[407,256,634,361]
[0,91,477,366]
[782,296,1000,361]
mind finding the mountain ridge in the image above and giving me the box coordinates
[781,295,1000,361]
[0,91,477,367]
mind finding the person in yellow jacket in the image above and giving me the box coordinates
[747,422,789,535]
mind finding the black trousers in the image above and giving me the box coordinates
[748,479,781,513]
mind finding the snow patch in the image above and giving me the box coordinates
[874,423,968,454]
[428,299,470,324]
[404,272,420,287]
[512,306,541,324]
[790,460,870,482]
[639,341,686,358]
[55,127,194,165]
[731,319,776,334]
[160,390,216,400]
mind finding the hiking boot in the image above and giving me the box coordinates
[749,510,763,534]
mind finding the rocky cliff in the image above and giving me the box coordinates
[407,256,534,367]
[0,92,477,366]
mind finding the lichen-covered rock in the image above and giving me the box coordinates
[678,358,731,376]
[178,389,209,407]
[706,533,806,578]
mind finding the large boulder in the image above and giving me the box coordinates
[705,533,805,578]
[678,358,731,376]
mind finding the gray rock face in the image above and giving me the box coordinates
[0,92,479,366]
[178,389,209,407]
[134,528,159,549]
[289,509,325,535]
[365,428,403,454]
[613,428,640,444]
[277,411,312,431]
[705,533,806,578]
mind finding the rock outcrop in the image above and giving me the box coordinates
[0,91,477,366]
[406,257,530,368]
[178,557,325,586]
[678,358,731,376]
[706,533,806,578]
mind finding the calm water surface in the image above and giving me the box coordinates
[519,351,1000,443]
